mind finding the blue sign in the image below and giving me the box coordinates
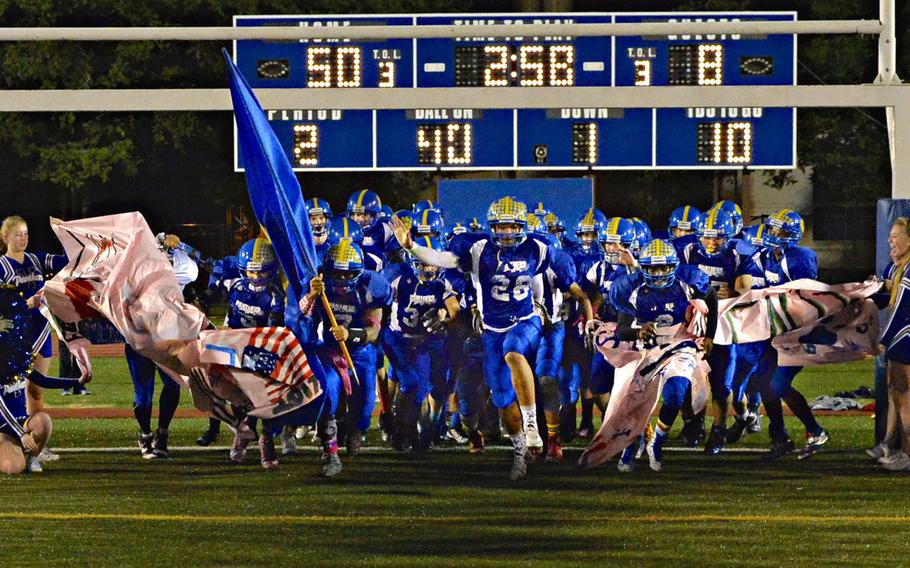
[438,178,593,226]
[233,12,796,172]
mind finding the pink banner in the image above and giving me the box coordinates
[40,213,321,420]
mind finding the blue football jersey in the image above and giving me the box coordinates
[565,240,602,280]
[610,265,710,328]
[584,260,634,322]
[382,263,456,336]
[314,240,331,268]
[305,270,392,346]
[680,240,756,290]
[449,234,551,331]
[224,279,285,329]
[536,246,577,323]
[752,246,818,289]
[361,219,402,262]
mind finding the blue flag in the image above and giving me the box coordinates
[224,49,327,425]
[223,48,318,339]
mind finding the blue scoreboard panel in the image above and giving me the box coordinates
[233,12,796,171]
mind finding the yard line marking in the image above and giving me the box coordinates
[50,445,771,454]
[1,511,909,525]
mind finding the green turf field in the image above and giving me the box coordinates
[5,358,909,567]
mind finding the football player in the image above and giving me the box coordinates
[679,209,755,454]
[392,197,554,480]
[299,240,392,476]
[381,236,460,451]
[752,209,829,460]
[527,214,593,463]
[609,240,717,472]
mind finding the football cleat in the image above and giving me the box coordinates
[797,429,829,460]
[139,432,155,458]
[748,412,763,433]
[525,424,544,457]
[230,431,253,464]
[447,426,468,445]
[509,449,528,480]
[152,429,170,459]
[545,435,563,464]
[196,428,219,447]
[379,412,393,443]
[37,448,59,463]
[259,435,279,469]
[468,430,485,454]
[646,437,663,472]
[704,424,726,455]
[345,429,362,457]
[618,441,638,473]
[279,427,298,456]
[725,413,756,444]
[866,442,890,460]
[763,438,796,461]
[321,452,343,477]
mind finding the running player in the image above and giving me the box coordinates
[610,240,717,472]
[391,197,554,480]
[752,209,829,460]
[679,209,754,454]
[299,240,391,476]
[381,236,460,451]
[527,214,593,462]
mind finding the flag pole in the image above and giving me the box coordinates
[318,291,360,387]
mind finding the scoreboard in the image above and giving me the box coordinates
[233,12,796,172]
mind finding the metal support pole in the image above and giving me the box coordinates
[876,0,901,84]
[0,20,884,42]
[891,104,910,199]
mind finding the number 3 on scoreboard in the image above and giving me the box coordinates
[293,124,319,167]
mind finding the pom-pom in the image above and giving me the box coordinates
[0,284,34,385]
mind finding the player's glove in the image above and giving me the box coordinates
[422,308,448,335]
[471,307,484,338]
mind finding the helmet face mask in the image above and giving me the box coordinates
[238,238,277,291]
[642,264,676,288]
[346,190,382,230]
[244,269,272,291]
[487,197,528,248]
[695,209,735,257]
[350,210,376,228]
[602,242,628,265]
[310,212,329,238]
[327,267,361,291]
[491,222,525,248]
[698,235,728,257]
[325,241,365,292]
[671,225,695,238]
[577,228,598,248]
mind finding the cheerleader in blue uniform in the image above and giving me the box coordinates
[0,215,67,463]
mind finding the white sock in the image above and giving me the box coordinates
[520,405,537,431]
[510,433,526,455]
